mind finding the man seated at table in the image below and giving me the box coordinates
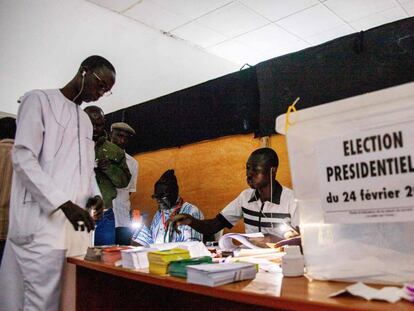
[132,169,203,246]
[173,148,300,247]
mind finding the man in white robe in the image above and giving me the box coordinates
[0,55,116,311]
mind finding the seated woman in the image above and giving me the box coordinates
[132,169,203,246]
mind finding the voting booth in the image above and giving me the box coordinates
[276,82,414,284]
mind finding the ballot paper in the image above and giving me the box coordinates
[187,262,257,287]
[329,282,404,303]
[150,241,211,258]
[242,271,283,296]
[121,247,157,270]
[218,232,264,251]
[233,257,283,273]
[233,248,280,258]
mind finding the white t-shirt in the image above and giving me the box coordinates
[112,153,138,227]
[220,187,298,236]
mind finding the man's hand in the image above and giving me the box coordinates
[86,196,104,220]
[131,240,143,247]
[97,158,110,171]
[168,214,193,234]
[273,236,302,248]
[248,234,285,248]
[60,201,95,232]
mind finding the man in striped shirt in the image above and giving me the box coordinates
[174,148,299,245]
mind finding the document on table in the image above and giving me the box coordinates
[242,271,283,296]
[218,232,264,251]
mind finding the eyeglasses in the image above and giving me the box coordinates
[151,194,171,201]
[92,72,112,97]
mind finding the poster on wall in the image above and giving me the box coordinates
[316,122,414,224]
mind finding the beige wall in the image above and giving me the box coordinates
[131,134,291,234]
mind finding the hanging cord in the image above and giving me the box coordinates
[72,75,85,103]
[73,74,85,176]
[239,63,252,70]
[76,105,82,175]
[285,97,300,134]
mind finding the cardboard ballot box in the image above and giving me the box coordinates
[276,82,414,284]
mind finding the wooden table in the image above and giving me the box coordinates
[67,257,413,311]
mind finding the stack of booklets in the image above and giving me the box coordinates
[168,256,213,278]
[148,248,191,275]
[121,247,157,270]
[101,246,131,266]
[84,246,105,261]
[187,262,257,287]
[150,241,211,258]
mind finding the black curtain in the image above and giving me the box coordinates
[107,17,414,153]
[106,67,260,154]
[256,17,414,136]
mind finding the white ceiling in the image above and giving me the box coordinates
[87,0,414,66]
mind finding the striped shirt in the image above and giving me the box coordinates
[132,201,203,246]
[220,187,298,237]
[0,139,14,241]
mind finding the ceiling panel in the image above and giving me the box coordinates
[401,1,414,15]
[236,24,310,58]
[350,6,407,31]
[87,0,140,12]
[276,4,346,38]
[86,0,413,66]
[207,39,265,65]
[324,0,397,22]
[124,0,191,31]
[171,22,227,48]
[240,0,319,21]
[307,24,354,45]
[196,2,269,38]
[150,0,233,21]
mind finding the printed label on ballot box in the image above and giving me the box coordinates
[316,122,414,223]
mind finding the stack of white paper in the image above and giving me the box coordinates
[150,241,211,258]
[121,247,157,270]
[187,262,257,287]
[218,232,264,251]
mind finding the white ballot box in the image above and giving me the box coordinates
[276,82,414,285]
